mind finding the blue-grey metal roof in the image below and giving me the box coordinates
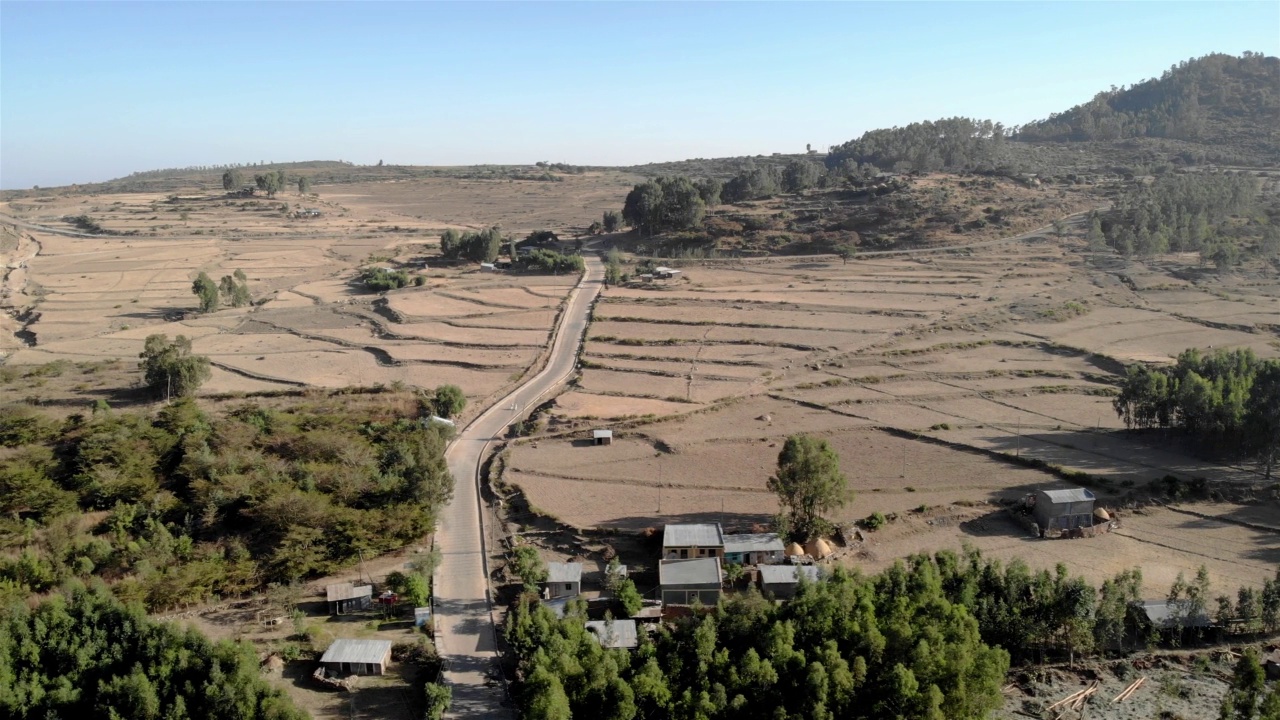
[547,562,583,584]
[723,533,785,554]
[663,523,724,548]
[659,557,722,586]
[326,583,372,602]
[320,639,393,665]
[1140,600,1211,628]
[593,429,613,439]
[758,565,821,586]
[586,620,639,649]
[1041,488,1096,504]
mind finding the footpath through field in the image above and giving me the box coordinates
[433,254,604,719]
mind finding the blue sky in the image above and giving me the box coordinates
[2,1,1277,189]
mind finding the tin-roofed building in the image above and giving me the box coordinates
[723,533,785,566]
[545,562,583,599]
[1139,599,1212,630]
[320,639,393,676]
[663,523,724,560]
[326,582,373,615]
[758,565,822,600]
[586,619,640,649]
[593,429,613,446]
[660,557,722,606]
[1032,488,1096,536]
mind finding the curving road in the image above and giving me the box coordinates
[433,253,604,719]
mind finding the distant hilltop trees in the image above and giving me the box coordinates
[1014,52,1279,144]
[826,117,1012,175]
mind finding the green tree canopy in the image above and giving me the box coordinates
[191,271,219,313]
[432,384,467,418]
[140,334,211,399]
[768,434,850,540]
[221,168,243,192]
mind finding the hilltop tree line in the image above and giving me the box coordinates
[221,169,311,197]
[507,545,1280,720]
[0,398,455,611]
[618,160,828,236]
[825,118,1012,175]
[1095,172,1276,262]
[1114,348,1280,478]
[1014,53,1280,144]
[0,583,305,720]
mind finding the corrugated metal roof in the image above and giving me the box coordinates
[586,620,639,649]
[1041,488,1096,504]
[723,533,785,554]
[541,597,570,618]
[320,639,392,665]
[326,583,373,602]
[759,565,821,585]
[663,523,723,548]
[547,562,583,584]
[659,558,721,586]
[1140,599,1211,628]
[593,429,612,439]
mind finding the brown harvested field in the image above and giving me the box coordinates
[0,176,629,411]
[503,215,1280,597]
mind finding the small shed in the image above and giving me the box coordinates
[1032,488,1097,535]
[723,533,785,566]
[593,429,613,446]
[660,558,722,606]
[319,639,393,676]
[585,620,640,649]
[326,582,373,615]
[759,565,822,600]
[545,562,583,599]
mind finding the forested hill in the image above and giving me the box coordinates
[1013,53,1279,155]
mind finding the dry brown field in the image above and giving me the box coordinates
[504,217,1280,599]
[0,174,634,412]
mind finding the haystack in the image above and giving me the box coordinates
[785,542,805,556]
[1093,507,1111,522]
[805,538,833,559]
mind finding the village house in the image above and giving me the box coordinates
[723,533,785,566]
[592,429,613,446]
[663,523,724,560]
[585,619,640,650]
[659,557,723,606]
[544,562,583,599]
[758,565,822,600]
[1032,488,1096,536]
[319,638,393,676]
[325,582,373,615]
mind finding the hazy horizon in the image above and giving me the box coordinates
[2,1,1277,190]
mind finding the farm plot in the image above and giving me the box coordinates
[1,184,577,408]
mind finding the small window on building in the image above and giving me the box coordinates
[565,583,572,590]
[680,549,688,559]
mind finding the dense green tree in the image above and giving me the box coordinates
[826,117,1007,173]
[441,226,503,263]
[140,334,211,399]
[297,176,311,194]
[721,164,782,203]
[782,159,823,193]
[221,169,243,192]
[603,210,622,234]
[360,266,411,291]
[1221,649,1267,720]
[432,384,467,419]
[511,545,547,592]
[768,434,849,540]
[192,271,219,312]
[1246,361,1280,480]
[0,583,306,720]
[622,177,706,236]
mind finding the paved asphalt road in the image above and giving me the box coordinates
[432,253,604,719]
